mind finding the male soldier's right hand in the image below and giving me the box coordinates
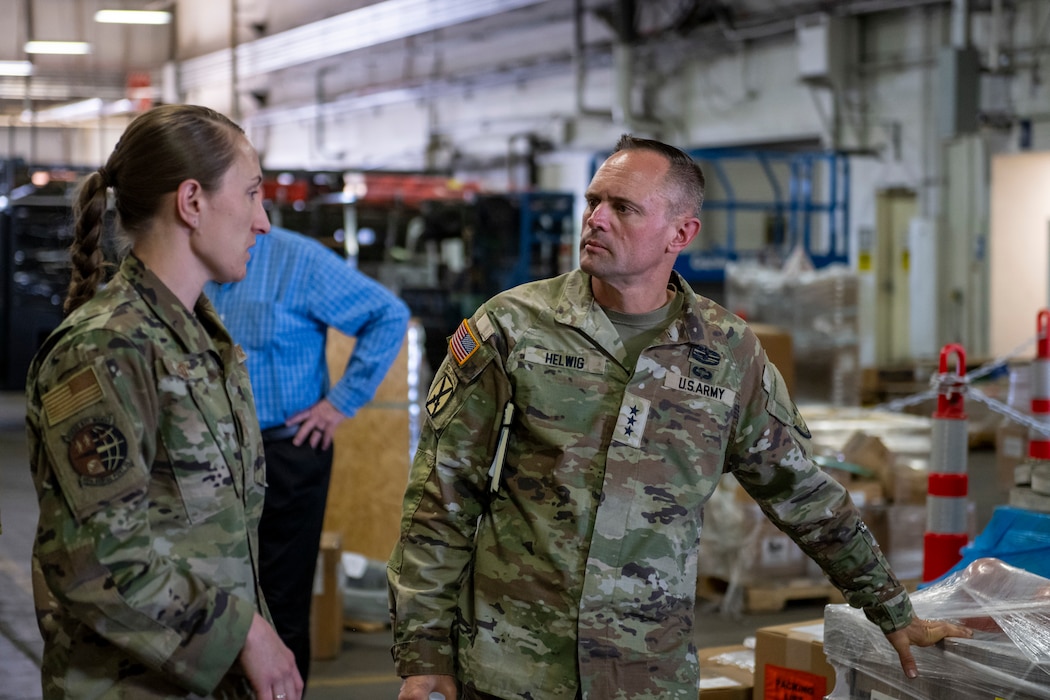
[399,674,457,699]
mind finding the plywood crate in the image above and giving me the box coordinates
[323,328,414,562]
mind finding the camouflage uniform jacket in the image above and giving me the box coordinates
[25,255,268,699]
[388,269,913,699]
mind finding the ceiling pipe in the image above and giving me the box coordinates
[988,0,1002,71]
[179,0,548,92]
[314,65,346,162]
[951,0,972,48]
[230,0,240,121]
[240,0,950,137]
[23,0,35,162]
[574,0,612,119]
[507,132,540,190]
[609,0,664,136]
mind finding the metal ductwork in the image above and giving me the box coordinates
[178,0,549,92]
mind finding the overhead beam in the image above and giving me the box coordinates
[179,0,549,91]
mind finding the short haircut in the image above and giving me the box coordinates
[612,134,705,218]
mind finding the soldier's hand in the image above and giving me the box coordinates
[885,617,973,678]
[239,613,303,700]
[287,398,348,450]
[398,673,456,700]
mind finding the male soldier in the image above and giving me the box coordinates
[387,135,971,700]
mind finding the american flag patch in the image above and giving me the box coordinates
[449,320,480,365]
[43,366,104,427]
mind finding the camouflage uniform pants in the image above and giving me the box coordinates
[461,683,582,699]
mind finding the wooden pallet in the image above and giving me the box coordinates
[697,575,922,614]
[343,618,390,633]
[696,576,845,613]
[743,580,846,613]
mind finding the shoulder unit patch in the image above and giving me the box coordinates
[425,368,458,418]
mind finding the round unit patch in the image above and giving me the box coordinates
[67,421,130,485]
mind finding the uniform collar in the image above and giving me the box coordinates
[553,269,710,347]
[121,254,233,359]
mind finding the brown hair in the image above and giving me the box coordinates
[612,134,705,218]
[65,104,245,313]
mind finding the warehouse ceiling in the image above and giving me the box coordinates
[0,0,961,123]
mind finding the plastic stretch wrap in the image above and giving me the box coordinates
[726,259,860,406]
[825,557,1050,699]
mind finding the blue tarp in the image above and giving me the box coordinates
[925,505,1050,586]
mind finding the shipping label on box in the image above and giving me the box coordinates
[754,619,835,700]
[764,664,827,700]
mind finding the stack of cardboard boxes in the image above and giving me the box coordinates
[698,408,932,611]
[990,362,1050,513]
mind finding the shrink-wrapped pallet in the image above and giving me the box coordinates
[824,558,1050,699]
[726,258,860,406]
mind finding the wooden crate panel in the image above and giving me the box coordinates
[323,329,412,562]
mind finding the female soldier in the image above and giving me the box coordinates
[25,104,302,700]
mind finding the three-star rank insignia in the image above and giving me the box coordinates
[612,394,651,448]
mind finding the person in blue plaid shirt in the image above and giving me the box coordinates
[206,225,409,688]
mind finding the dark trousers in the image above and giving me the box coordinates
[258,435,334,690]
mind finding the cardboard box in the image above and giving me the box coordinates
[846,480,886,509]
[752,323,795,395]
[309,531,344,660]
[891,459,928,505]
[698,645,754,700]
[754,619,836,700]
[839,432,894,485]
[710,500,810,582]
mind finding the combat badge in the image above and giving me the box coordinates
[425,368,458,418]
[689,345,721,380]
[691,345,722,366]
[65,418,131,486]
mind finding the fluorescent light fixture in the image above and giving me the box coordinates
[0,60,33,76]
[22,98,136,124]
[24,40,92,55]
[94,10,171,25]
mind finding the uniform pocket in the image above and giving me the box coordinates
[762,362,812,441]
[157,355,238,524]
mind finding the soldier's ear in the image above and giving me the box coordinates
[175,179,204,230]
[668,216,699,254]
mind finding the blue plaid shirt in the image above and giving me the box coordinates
[205,227,410,430]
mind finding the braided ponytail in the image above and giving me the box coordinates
[64,169,111,314]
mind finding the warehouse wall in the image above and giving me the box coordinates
[989,151,1050,358]
[5,0,1050,367]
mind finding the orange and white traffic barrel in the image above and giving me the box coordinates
[1025,310,1050,477]
[923,343,969,583]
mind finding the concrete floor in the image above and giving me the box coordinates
[0,390,1005,699]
